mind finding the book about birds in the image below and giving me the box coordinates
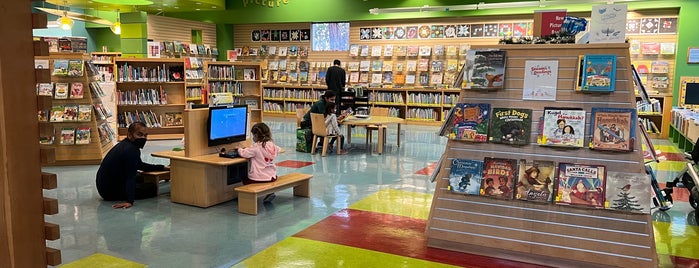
[555,163,606,208]
[589,107,636,152]
[605,171,651,214]
[480,157,518,199]
[516,160,555,202]
[464,50,506,90]
[451,103,490,142]
[488,107,532,145]
[448,158,484,195]
[581,54,617,92]
[538,108,586,148]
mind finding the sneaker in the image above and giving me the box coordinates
[263,193,276,203]
[339,149,349,155]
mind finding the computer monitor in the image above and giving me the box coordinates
[685,82,699,105]
[207,105,248,147]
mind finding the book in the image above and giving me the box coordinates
[406,46,419,57]
[394,73,405,84]
[52,59,69,76]
[243,68,256,80]
[382,72,393,84]
[371,73,383,84]
[466,50,507,90]
[67,59,84,77]
[394,46,407,56]
[75,127,91,144]
[371,60,382,72]
[433,45,445,56]
[589,107,636,152]
[63,104,78,121]
[60,127,76,145]
[50,106,64,122]
[360,45,369,56]
[516,160,555,202]
[349,44,359,57]
[430,73,443,85]
[371,45,382,57]
[480,157,518,199]
[406,60,417,72]
[651,61,669,73]
[359,60,370,71]
[382,61,393,72]
[448,159,484,195]
[349,72,359,83]
[359,72,369,83]
[78,104,92,121]
[405,74,415,84]
[38,110,49,122]
[605,171,651,213]
[488,108,532,145]
[581,54,617,92]
[451,103,490,142]
[538,108,586,148]
[37,83,53,96]
[163,112,183,126]
[660,42,676,55]
[431,60,443,72]
[419,73,429,86]
[588,4,627,43]
[54,83,69,99]
[70,82,84,99]
[555,163,606,208]
[383,44,393,56]
[418,46,431,56]
[641,42,660,55]
[522,60,558,100]
[348,62,359,71]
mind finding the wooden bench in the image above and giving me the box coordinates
[140,170,171,194]
[234,172,312,215]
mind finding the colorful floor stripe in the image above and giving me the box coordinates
[276,160,314,168]
[59,253,145,268]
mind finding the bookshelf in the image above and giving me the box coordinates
[36,52,117,165]
[184,56,209,104]
[636,93,672,138]
[203,61,263,123]
[115,57,186,140]
[90,52,120,137]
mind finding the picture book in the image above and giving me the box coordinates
[522,60,558,100]
[407,46,419,57]
[371,45,382,57]
[660,42,676,55]
[394,74,405,84]
[480,157,518,199]
[384,44,393,56]
[288,71,298,83]
[516,160,555,202]
[348,62,359,71]
[433,45,445,56]
[359,72,369,83]
[448,158,484,195]
[371,60,383,72]
[406,60,417,72]
[451,103,490,142]
[60,127,76,145]
[651,76,669,89]
[488,108,532,145]
[431,60,443,72]
[382,61,393,72]
[605,171,651,214]
[371,73,383,84]
[62,104,78,121]
[349,44,359,57]
[349,72,359,83]
[418,59,429,72]
[651,61,669,73]
[37,83,53,96]
[538,108,586,148]
[418,46,431,56]
[430,73,443,85]
[405,74,416,84]
[466,50,507,90]
[77,104,92,121]
[382,72,393,84]
[581,54,616,92]
[75,127,91,145]
[360,45,369,57]
[555,163,606,208]
[419,73,429,86]
[50,105,64,122]
[446,45,458,56]
[588,4,627,44]
[67,59,84,77]
[70,82,84,99]
[641,42,660,55]
[163,112,184,126]
[589,107,636,152]
[54,83,69,99]
[394,46,407,56]
[38,110,49,122]
[52,59,69,76]
[359,60,370,72]
[243,68,256,80]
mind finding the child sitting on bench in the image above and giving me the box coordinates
[236,122,282,203]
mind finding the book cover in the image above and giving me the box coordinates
[488,108,532,145]
[480,157,518,199]
[75,127,91,144]
[288,71,298,82]
[382,72,393,84]
[406,46,419,57]
[349,44,359,57]
[433,45,445,56]
[581,54,616,92]
[555,163,606,208]
[348,62,359,71]
[394,74,406,84]
[382,61,393,72]
[452,103,490,142]
[54,83,69,99]
[405,74,416,84]
[53,59,69,76]
[522,60,558,100]
[406,60,417,72]
[50,105,64,122]
[70,82,84,99]
[67,59,84,77]
[38,110,49,122]
[651,76,669,89]
[78,104,92,121]
[660,42,676,55]
[371,60,383,72]
[278,46,288,56]
[359,60,371,72]
[430,73,443,85]
[62,104,78,121]
[243,68,256,80]
[516,160,555,202]
[629,40,641,55]
[371,73,383,84]
[360,45,369,57]
[466,50,507,90]
[418,59,429,72]
[359,72,369,83]
[394,46,407,56]
[448,159,484,195]
[288,61,297,71]
[589,4,627,43]
[37,83,53,96]
[539,108,586,148]
[589,107,636,152]
[384,44,394,56]
[418,46,431,56]
[349,72,359,83]
[446,59,458,72]
[650,61,669,73]
[533,9,567,37]
[419,73,429,86]
[60,127,76,145]
[641,42,660,55]
[605,171,651,213]
[371,45,382,57]
[299,71,308,82]
[269,61,279,71]
[431,60,443,72]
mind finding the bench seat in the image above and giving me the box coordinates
[234,172,312,215]
[141,170,171,194]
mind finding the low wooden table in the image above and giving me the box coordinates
[341,115,405,154]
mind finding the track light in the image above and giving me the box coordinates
[57,12,73,30]
[111,10,121,35]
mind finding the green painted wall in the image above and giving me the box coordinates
[87,28,122,52]
[120,11,148,58]
[674,1,699,106]
[216,24,234,61]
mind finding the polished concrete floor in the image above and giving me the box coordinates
[45,118,698,268]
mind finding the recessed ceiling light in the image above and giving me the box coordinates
[196,2,201,5]
[163,3,168,6]
[174,6,179,9]
[157,8,163,10]
[195,8,201,10]
[212,6,217,8]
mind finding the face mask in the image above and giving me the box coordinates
[133,138,147,149]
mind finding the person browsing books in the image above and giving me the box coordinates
[325,59,346,113]
[96,122,169,209]
[235,122,283,203]
[323,104,349,155]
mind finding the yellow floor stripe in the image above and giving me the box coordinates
[653,221,699,260]
[232,237,458,268]
[59,253,145,268]
[657,161,687,172]
[349,189,433,220]
[655,144,683,154]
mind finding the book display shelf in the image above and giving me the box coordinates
[426,44,657,267]
[36,52,116,165]
[115,57,186,140]
[184,57,207,105]
[636,93,672,139]
[90,52,120,136]
[203,61,263,123]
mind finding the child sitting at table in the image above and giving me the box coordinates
[236,122,282,202]
[324,104,349,154]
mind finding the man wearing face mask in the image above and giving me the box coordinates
[96,122,169,209]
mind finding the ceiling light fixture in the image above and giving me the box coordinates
[57,1,73,30]
[110,9,121,35]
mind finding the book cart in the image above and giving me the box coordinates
[425,44,657,267]
[36,52,116,165]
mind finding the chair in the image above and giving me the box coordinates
[366,107,389,146]
[296,107,309,128]
[310,113,340,157]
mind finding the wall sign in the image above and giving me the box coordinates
[243,0,289,8]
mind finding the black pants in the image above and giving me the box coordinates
[98,175,158,201]
[330,135,344,149]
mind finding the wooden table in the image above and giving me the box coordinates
[151,150,247,207]
[341,115,405,154]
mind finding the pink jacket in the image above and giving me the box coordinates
[237,141,280,182]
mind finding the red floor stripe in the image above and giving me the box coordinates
[646,152,686,162]
[415,162,437,175]
[293,208,549,268]
[276,160,314,168]
[659,183,691,203]
[660,254,699,268]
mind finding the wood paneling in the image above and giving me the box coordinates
[44,222,60,240]
[41,172,57,189]
[147,15,217,46]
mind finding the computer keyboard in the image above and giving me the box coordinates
[219,149,239,158]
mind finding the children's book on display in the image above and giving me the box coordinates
[589,107,636,152]
[488,108,532,145]
[464,50,506,90]
[451,103,490,142]
[555,163,606,208]
[605,171,651,214]
[538,107,586,148]
[480,157,518,199]
[581,54,617,92]
[448,158,484,195]
[516,160,555,202]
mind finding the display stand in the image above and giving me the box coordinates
[90,52,120,137]
[425,44,657,267]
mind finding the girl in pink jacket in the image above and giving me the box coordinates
[237,122,281,202]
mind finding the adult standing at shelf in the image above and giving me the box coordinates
[325,59,346,114]
[96,122,169,209]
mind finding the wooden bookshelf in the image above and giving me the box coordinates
[204,61,263,123]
